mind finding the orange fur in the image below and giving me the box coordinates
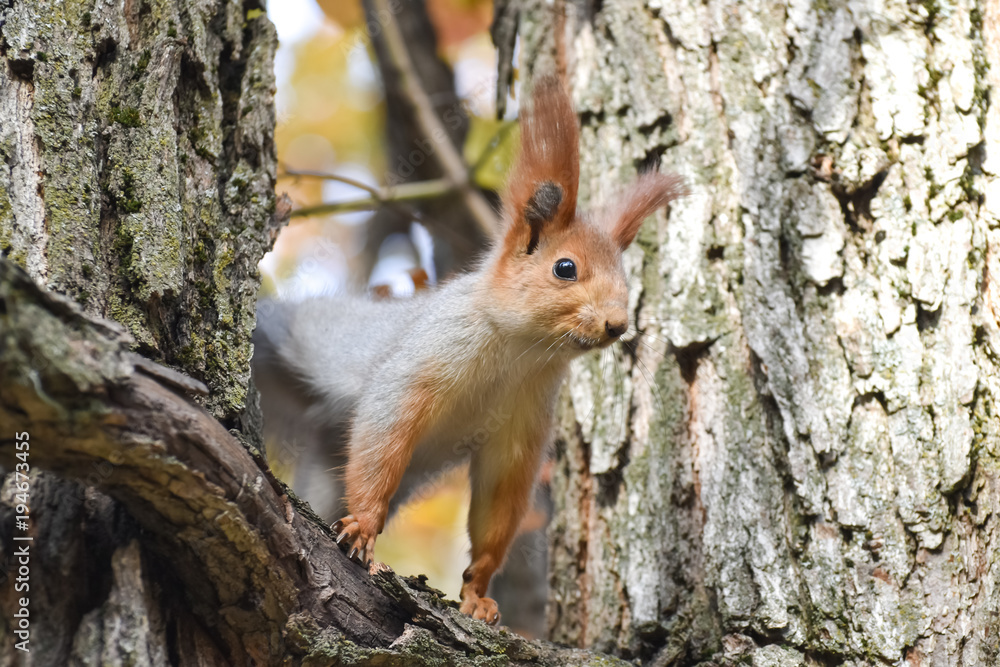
[461,442,542,615]
[343,374,439,540]
[488,221,632,350]
[489,81,685,351]
[604,172,687,249]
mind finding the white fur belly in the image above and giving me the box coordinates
[387,337,565,513]
[391,402,510,509]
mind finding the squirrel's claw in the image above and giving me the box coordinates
[332,514,377,568]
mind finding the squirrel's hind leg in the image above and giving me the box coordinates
[461,443,542,625]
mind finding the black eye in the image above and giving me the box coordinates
[553,258,577,281]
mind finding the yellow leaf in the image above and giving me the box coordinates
[465,117,518,192]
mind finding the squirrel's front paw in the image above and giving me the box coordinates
[332,514,377,566]
[460,594,500,625]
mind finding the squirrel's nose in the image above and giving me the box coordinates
[605,320,627,339]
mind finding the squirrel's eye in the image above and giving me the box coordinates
[553,258,577,281]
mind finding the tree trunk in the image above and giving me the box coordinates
[1,0,280,663]
[529,1,1000,664]
[0,0,278,425]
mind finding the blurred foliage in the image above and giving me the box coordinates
[269,0,515,289]
[315,0,364,29]
[467,117,518,191]
[266,0,510,600]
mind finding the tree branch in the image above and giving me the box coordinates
[286,178,453,219]
[490,0,519,119]
[281,117,513,220]
[279,168,385,198]
[0,257,626,666]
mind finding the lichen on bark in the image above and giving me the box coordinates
[0,0,280,423]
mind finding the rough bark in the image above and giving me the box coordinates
[0,0,281,662]
[526,1,1000,664]
[0,0,278,424]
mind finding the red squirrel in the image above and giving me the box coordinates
[253,77,684,624]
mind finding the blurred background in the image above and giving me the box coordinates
[265,0,512,298]
[262,0,547,636]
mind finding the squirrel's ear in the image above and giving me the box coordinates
[605,172,686,250]
[501,77,579,255]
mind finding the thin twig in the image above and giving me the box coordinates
[372,0,498,238]
[281,167,433,224]
[279,169,383,199]
[283,118,514,221]
[289,178,453,219]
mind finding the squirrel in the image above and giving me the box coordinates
[252,77,685,624]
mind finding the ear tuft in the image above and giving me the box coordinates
[502,77,580,255]
[524,181,563,254]
[606,172,687,250]
[525,181,564,225]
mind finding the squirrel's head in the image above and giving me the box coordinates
[488,77,685,354]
